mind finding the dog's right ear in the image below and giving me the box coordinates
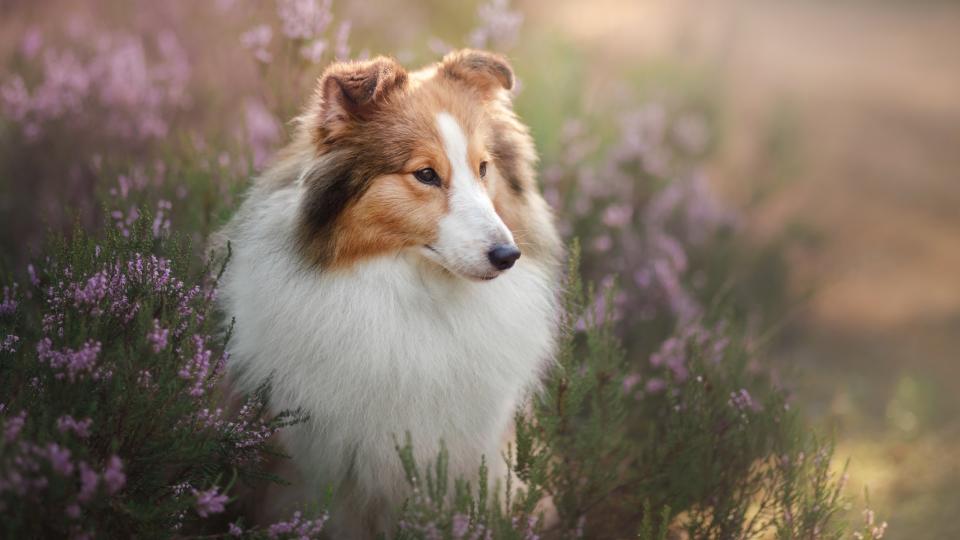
[315,56,408,143]
[439,49,514,97]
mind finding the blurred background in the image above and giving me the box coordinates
[520,1,960,536]
[2,0,958,536]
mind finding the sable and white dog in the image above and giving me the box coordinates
[217,50,561,538]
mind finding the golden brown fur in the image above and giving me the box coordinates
[252,49,559,271]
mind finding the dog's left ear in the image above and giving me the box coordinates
[439,49,514,97]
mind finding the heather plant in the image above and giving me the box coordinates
[0,218,325,538]
[540,104,795,360]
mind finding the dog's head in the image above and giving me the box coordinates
[293,50,538,281]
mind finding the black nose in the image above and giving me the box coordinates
[487,244,521,271]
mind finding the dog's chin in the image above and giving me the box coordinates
[420,246,501,282]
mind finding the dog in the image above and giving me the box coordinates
[216,49,561,538]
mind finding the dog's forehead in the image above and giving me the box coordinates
[398,68,488,138]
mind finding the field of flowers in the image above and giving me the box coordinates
[0,1,889,538]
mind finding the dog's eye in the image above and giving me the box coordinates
[479,161,488,178]
[413,168,441,187]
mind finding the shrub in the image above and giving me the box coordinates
[0,220,316,538]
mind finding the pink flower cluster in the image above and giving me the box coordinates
[266,510,328,539]
[178,334,224,397]
[193,397,281,457]
[36,339,107,383]
[469,0,524,52]
[543,101,741,364]
[147,319,170,353]
[1,334,20,353]
[277,0,333,41]
[430,0,522,58]
[56,416,93,438]
[854,509,888,540]
[728,389,761,415]
[649,322,730,382]
[241,25,273,63]
[105,166,177,238]
[1,284,19,316]
[0,410,125,517]
[3,410,27,443]
[244,98,283,170]
[243,0,350,66]
[31,251,222,398]
[193,486,229,518]
[0,28,191,142]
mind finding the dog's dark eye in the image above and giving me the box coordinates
[413,168,441,187]
[479,161,488,178]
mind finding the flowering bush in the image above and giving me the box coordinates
[0,0,882,538]
[0,221,316,538]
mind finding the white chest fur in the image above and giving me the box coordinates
[219,185,557,525]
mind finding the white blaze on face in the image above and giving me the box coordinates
[430,111,515,279]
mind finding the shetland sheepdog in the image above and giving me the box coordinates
[217,49,561,539]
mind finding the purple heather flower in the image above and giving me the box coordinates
[46,443,74,476]
[27,264,40,286]
[0,76,31,123]
[334,21,351,60]
[591,234,613,253]
[1,334,19,353]
[36,338,104,382]
[102,455,126,494]
[147,319,170,353]
[452,513,470,538]
[77,462,99,503]
[622,373,642,392]
[729,389,761,414]
[179,334,218,397]
[649,335,688,382]
[469,0,523,51]
[277,0,333,41]
[32,50,90,120]
[300,39,328,64]
[523,515,541,540]
[267,510,328,538]
[66,503,82,519]
[57,415,93,438]
[4,410,27,442]
[645,378,667,393]
[6,27,190,142]
[152,199,172,238]
[137,369,156,390]
[229,522,244,536]
[21,28,43,59]
[602,204,633,228]
[194,486,228,517]
[244,98,281,170]
[651,258,701,326]
[1,284,18,316]
[241,24,273,63]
